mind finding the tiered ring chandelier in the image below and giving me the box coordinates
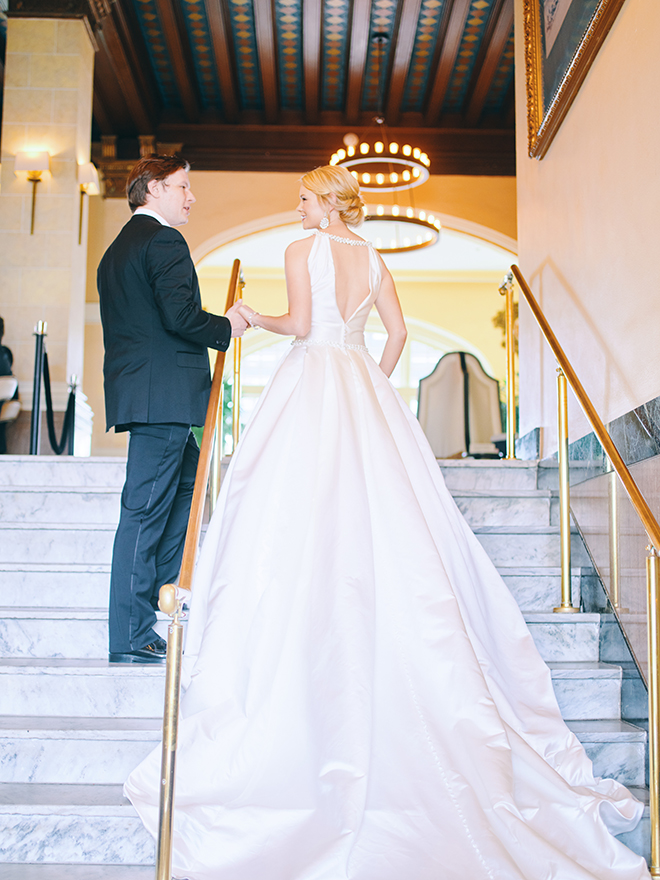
[329,134,430,193]
[328,34,439,254]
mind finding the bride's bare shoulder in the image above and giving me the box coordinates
[285,235,316,263]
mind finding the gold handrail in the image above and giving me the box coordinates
[511,265,660,550]
[511,264,660,877]
[155,258,242,880]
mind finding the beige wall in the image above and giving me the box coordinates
[85,171,516,454]
[515,0,660,455]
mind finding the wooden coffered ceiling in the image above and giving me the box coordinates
[6,0,516,176]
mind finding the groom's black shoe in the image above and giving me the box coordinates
[109,636,167,664]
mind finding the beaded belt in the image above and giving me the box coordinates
[292,339,368,353]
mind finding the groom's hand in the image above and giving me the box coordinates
[226,300,248,337]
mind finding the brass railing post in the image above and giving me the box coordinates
[554,367,578,613]
[607,464,629,614]
[647,546,660,877]
[154,259,242,880]
[155,584,184,880]
[499,271,517,459]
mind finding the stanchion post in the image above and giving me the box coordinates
[498,272,517,459]
[68,374,77,456]
[554,367,578,613]
[155,584,184,880]
[29,321,47,455]
[647,547,660,878]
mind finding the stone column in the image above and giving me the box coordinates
[0,17,95,454]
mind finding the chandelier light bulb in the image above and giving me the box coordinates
[363,172,371,183]
[337,149,346,160]
[413,147,421,159]
[376,173,385,185]
[392,205,400,216]
[419,211,426,221]
[360,142,369,154]
[351,170,359,179]
[375,142,384,154]
[389,143,399,154]
[347,145,355,156]
[376,205,384,215]
[390,172,398,183]
[403,145,412,156]
[413,168,420,178]
[406,207,414,218]
[403,170,411,182]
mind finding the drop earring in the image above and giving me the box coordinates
[320,213,329,230]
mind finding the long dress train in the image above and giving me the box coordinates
[126,229,650,880]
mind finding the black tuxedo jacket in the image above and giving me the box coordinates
[98,214,231,430]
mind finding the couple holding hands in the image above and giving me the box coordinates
[98,155,649,879]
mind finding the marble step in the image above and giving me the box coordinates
[0,781,649,867]
[525,613,600,662]
[0,486,551,531]
[0,487,121,526]
[0,782,154,866]
[474,525,591,569]
[567,720,647,787]
[0,866,154,879]
[0,715,644,788]
[548,662,622,721]
[0,606,595,661]
[0,564,111,608]
[0,524,115,566]
[0,609,176,659]
[616,786,650,864]
[0,658,624,721]
[500,566,582,611]
[438,459,538,491]
[0,563,581,615]
[0,457,127,489]
[451,488,552,528]
[0,717,160,785]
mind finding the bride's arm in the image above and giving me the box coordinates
[239,239,312,337]
[374,264,407,378]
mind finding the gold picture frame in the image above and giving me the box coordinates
[523,0,627,158]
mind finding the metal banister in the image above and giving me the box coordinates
[155,258,243,880]
[510,264,660,877]
[511,265,660,550]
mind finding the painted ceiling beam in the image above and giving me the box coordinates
[153,122,515,175]
[155,0,202,124]
[464,0,514,126]
[253,0,279,123]
[424,0,472,125]
[345,0,373,125]
[303,0,322,124]
[385,0,423,126]
[203,0,239,123]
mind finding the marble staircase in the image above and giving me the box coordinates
[0,455,650,876]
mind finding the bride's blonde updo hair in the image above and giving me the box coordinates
[301,165,365,228]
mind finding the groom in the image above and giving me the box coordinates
[98,154,247,663]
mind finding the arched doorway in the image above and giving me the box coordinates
[196,218,516,452]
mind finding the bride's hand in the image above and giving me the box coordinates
[238,304,261,328]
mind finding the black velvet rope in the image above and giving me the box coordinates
[43,351,75,455]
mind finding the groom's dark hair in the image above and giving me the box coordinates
[126,154,190,212]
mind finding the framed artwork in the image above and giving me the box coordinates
[523,0,627,158]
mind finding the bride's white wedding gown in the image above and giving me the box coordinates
[126,230,649,880]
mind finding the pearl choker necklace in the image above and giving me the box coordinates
[314,230,371,247]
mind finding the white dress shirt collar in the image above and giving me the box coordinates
[134,207,171,227]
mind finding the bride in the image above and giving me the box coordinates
[125,165,650,880]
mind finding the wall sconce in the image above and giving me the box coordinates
[14,151,50,235]
[77,162,100,245]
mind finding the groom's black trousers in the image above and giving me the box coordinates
[108,423,199,653]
